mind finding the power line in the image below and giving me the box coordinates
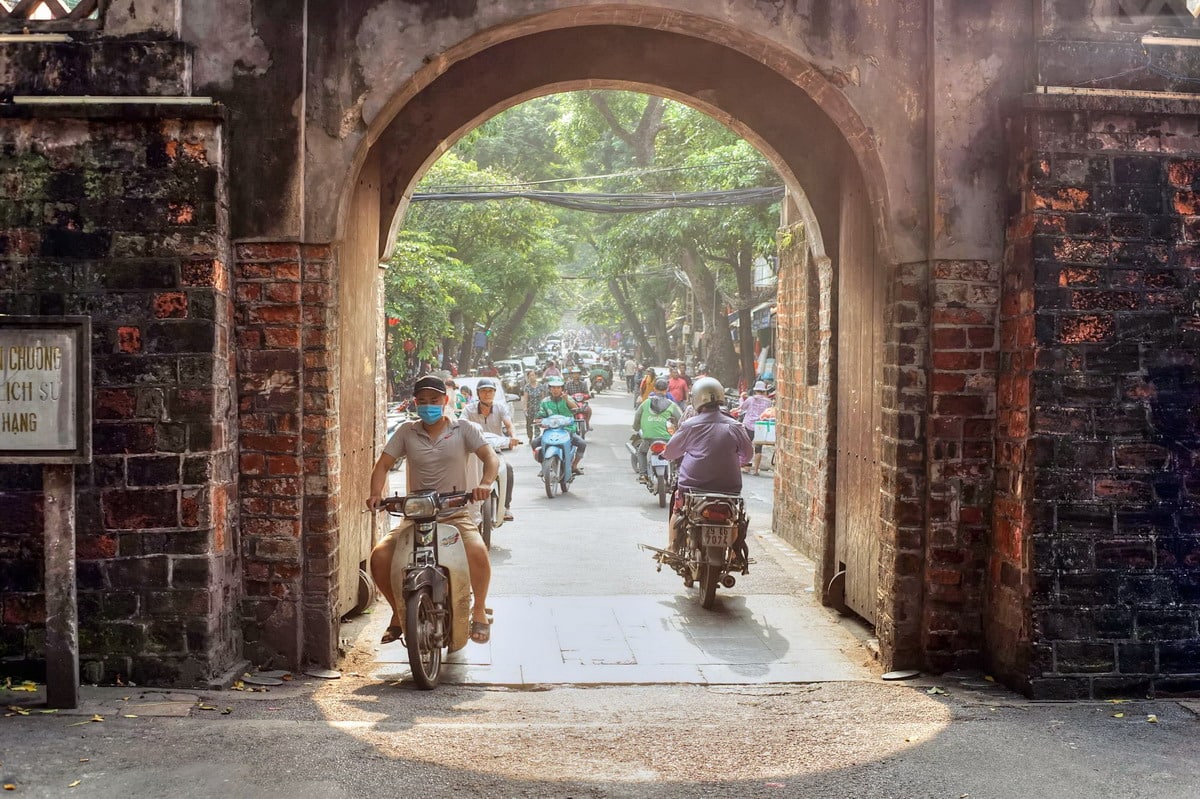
[411,186,785,213]
[418,158,772,191]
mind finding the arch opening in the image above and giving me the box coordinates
[312,18,912,672]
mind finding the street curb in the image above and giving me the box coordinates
[205,659,251,691]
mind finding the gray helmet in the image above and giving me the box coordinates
[476,378,497,391]
[690,376,724,409]
[654,377,669,391]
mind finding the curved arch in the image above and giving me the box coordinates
[378,79,828,262]
[328,8,893,266]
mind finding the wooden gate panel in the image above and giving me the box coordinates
[335,162,381,617]
[834,166,881,624]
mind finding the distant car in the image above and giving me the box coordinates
[493,359,526,394]
[519,354,539,370]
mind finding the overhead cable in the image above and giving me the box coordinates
[411,186,785,213]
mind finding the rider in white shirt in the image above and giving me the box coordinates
[463,378,519,521]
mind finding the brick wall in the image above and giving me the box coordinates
[1014,97,1200,698]
[0,112,238,684]
[922,260,999,671]
[235,243,340,669]
[878,260,930,668]
[773,226,837,589]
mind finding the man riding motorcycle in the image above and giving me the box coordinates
[632,377,681,482]
[662,376,753,565]
[531,376,587,474]
[366,374,499,645]
[562,367,593,431]
[463,377,520,522]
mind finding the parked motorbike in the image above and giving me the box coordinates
[625,435,674,508]
[537,414,578,498]
[376,489,474,689]
[477,431,517,548]
[571,392,591,438]
[641,491,750,609]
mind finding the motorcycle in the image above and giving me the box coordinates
[571,392,591,438]
[376,489,474,689]
[641,491,750,610]
[625,435,674,508]
[476,431,517,548]
[537,414,578,498]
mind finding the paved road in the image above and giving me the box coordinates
[3,388,1199,797]
[379,387,874,686]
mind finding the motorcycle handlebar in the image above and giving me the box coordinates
[375,490,472,514]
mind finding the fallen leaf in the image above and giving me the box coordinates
[1107,699,1129,704]
[1147,714,1158,723]
[66,720,92,727]
[4,784,14,791]
[115,675,124,687]
[1113,712,1125,718]
[78,759,89,763]
[122,714,138,719]
[230,681,245,691]
[9,682,38,693]
[220,707,232,715]
[69,780,81,788]
[925,686,948,695]
[984,675,995,682]
[38,709,58,714]
[90,715,104,723]
[196,704,218,711]
[7,706,30,716]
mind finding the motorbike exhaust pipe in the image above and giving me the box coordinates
[721,574,736,589]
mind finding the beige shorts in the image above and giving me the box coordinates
[378,508,484,550]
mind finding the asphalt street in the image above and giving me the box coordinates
[1,389,1198,797]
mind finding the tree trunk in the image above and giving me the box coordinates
[442,310,463,371]
[680,247,738,387]
[489,287,537,360]
[457,315,476,374]
[734,243,757,389]
[609,277,659,362]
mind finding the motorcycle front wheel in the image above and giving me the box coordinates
[406,588,443,689]
[480,491,496,549]
[699,562,719,610]
[544,455,561,498]
[656,473,667,508]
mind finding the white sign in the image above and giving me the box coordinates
[0,329,76,450]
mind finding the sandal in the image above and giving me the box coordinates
[469,620,491,644]
[380,625,403,645]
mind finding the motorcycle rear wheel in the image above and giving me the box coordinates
[699,563,719,610]
[544,456,561,498]
[406,588,442,689]
[656,473,667,508]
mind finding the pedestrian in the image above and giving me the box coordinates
[522,370,548,440]
[667,364,691,408]
[738,380,774,475]
[623,355,638,393]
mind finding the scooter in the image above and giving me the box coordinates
[571,392,591,438]
[641,491,750,610]
[625,435,674,508]
[377,489,473,689]
[537,414,577,498]
[477,431,517,548]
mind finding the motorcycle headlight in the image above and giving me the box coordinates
[403,495,437,518]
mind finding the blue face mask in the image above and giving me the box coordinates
[416,404,444,424]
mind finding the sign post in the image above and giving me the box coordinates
[0,316,91,709]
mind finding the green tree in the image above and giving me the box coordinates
[406,152,567,371]
[382,230,478,384]
[553,91,780,386]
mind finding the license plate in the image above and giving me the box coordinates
[701,526,731,547]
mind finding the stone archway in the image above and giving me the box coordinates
[229,9,928,673]
[318,18,919,670]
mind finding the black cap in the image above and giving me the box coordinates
[412,375,447,395]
